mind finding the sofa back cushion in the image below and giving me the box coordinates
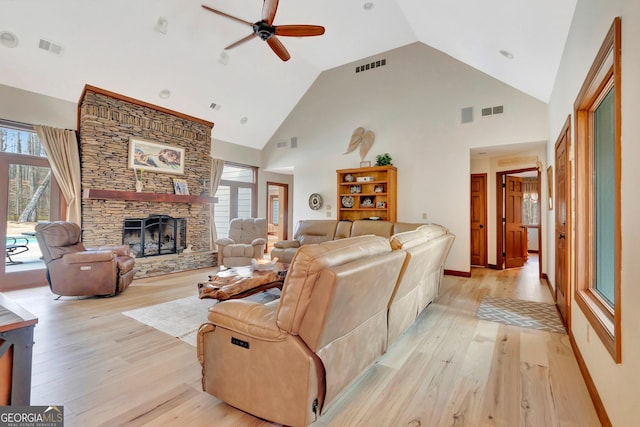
[417,223,449,240]
[293,220,338,246]
[333,221,353,239]
[393,222,426,234]
[350,220,394,238]
[228,218,267,244]
[35,221,86,264]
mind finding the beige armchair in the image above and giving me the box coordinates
[215,218,268,267]
[35,221,135,297]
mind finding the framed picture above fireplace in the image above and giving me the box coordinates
[128,138,185,175]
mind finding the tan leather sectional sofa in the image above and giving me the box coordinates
[197,225,455,426]
[270,219,427,263]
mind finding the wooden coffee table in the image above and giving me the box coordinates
[198,262,289,301]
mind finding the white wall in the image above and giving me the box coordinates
[0,83,76,128]
[547,0,640,424]
[263,42,548,273]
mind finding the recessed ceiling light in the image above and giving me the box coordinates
[0,31,19,48]
[499,49,514,59]
[218,51,229,65]
[240,117,248,125]
[363,2,375,10]
[154,17,168,34]
[158,89,171,99]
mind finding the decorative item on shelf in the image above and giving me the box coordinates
[350,185,362,194]
[359,161,371,168]
[344,173,354,182]
[356,176,374,182]
[134,168,144,192]
[374,185,384,193]
[308,193,323,210]
[341,195,355,208]
[252,257,279,271]
[344,126,375,166]
[369,216,381,220]
[375,153,393,166]
[361,196,374,208]
[376,201,387,208]
[173,178,189,195]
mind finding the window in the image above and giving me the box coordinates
[574,18,621,362]
[1,119,62,284]
[214,162,257,238]
[522,178,539,226]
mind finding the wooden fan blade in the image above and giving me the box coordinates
[201,5,253,27]
[225,33,256,50]
[267,36,290,61]
[262,0,279,26]
[275,25,325,37]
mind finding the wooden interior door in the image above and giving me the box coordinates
[555,120,570,324]
[470,174,487,266]
[505,176,526,268]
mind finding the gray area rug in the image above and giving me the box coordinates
[122,289,281,346]
[476,295,566,334]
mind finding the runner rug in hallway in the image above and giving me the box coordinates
[475,295,566,334]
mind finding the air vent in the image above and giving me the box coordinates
[493,105,504,114]
[209,103,221,110]
[481,107,493,117]
[38,38,63,55]
[290,136,298,148]
[276,141,288,149]
[355,58,386,73]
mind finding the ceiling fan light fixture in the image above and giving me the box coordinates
[0,31,19,48]
[499,49,514,59]
[363,2,375,11]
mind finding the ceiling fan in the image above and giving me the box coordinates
[201,0,325,61]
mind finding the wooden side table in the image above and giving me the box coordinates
[0,293,38,405]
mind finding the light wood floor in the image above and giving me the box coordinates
[6,255,601,426]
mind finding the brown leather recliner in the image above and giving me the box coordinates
[215,218,268,267]
[35,221,135,297]
[198,235,406,427]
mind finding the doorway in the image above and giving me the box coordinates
[266,182,288,253]
[495,167,542,276]
[470,174,488,267]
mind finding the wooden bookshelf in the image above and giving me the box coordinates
[336,165,397,222]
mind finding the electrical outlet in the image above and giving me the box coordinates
[422,212,427,220]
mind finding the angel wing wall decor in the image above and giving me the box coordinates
[344,127,375,162]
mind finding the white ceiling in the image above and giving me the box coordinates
[0,0,576,150]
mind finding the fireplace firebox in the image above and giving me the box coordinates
[122,215,186,257]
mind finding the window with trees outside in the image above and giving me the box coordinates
[1,119,61,281]
[214,162,257,239]
[574,17,621,362]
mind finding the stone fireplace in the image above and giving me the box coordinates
[78,85,218,278]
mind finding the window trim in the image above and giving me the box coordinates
[573,17,621,363]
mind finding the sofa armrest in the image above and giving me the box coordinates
[215,237,235,247]
[207,300,287,341]
[251,237,267,246]
[274,240,300,249]
[62,250,114,264]
[88,244,130,256]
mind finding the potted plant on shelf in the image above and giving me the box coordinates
[375,153,392,166]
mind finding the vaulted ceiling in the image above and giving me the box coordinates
[0,0,576,149]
